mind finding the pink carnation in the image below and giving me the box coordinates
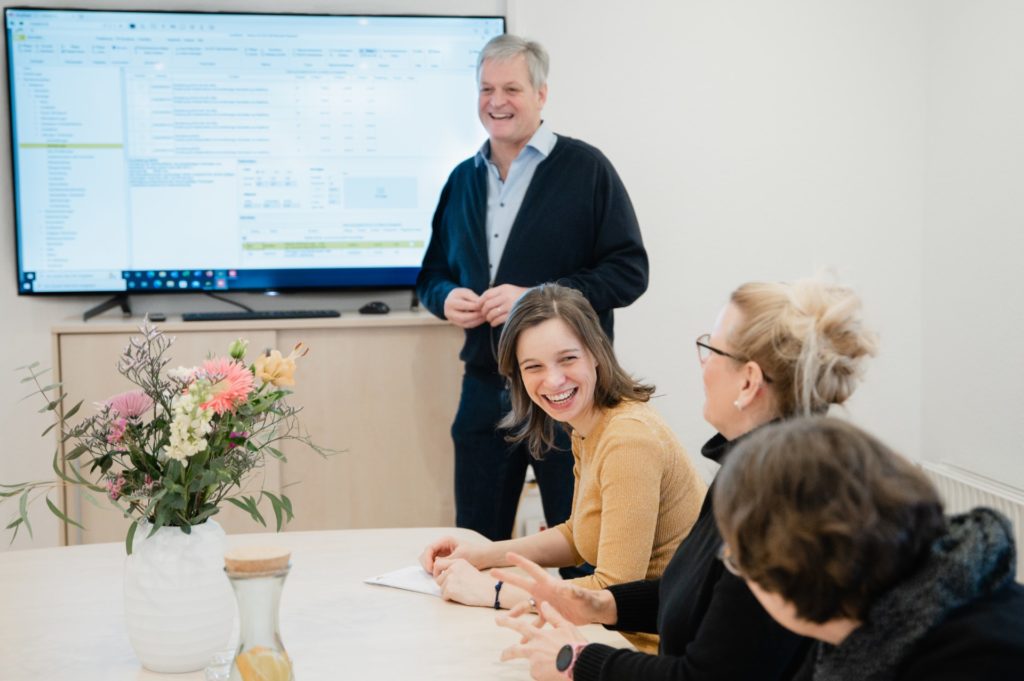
[106,390,153,419]
[198,358,255,415]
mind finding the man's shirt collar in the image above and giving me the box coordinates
[475,121,556,168]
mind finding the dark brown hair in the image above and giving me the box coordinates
[497,284,654,458]
[714,417,946,622]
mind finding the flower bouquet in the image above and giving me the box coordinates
[2,323,330,553]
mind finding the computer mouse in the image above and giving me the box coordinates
[359,301,390,315]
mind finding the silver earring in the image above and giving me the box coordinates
[733,400,743,411]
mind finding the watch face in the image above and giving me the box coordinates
[555,643,575,672]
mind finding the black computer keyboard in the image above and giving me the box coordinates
[182,309,341,322]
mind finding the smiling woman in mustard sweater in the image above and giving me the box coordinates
[418,284,704,652]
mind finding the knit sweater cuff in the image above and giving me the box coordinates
[573,642,615,681]
[553,523,583,565]
[606,580,661,633]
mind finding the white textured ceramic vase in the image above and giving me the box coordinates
[123,520,235,672]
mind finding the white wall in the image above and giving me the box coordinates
[2,0,1022,551]
[922,0,1024,485]
[511,0,928,478]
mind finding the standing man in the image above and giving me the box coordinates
[417,34,648,544]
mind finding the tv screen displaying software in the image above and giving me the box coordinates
[5,9,504,294]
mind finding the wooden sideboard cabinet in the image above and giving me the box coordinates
[52,312,463,545]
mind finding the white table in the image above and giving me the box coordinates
[0,527,629,680]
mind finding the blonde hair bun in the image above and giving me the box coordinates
[730,278,878,416]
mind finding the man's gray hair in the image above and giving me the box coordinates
[476,34,549,90]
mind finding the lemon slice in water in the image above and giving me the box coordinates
[235,646,292,681]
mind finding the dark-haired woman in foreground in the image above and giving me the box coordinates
[714,416,1024,681]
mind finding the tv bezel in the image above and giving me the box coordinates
[4,7,505,297]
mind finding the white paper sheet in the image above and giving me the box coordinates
[364,565,442,598]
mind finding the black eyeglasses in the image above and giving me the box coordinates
[695,334,773,383]
[717,542,744,578]
[695,333,744,363]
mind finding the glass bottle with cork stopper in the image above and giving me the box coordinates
[224,546,294,681]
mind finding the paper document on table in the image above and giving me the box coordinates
[364,565,442,598]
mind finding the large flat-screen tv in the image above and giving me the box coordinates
[5,9,503,295]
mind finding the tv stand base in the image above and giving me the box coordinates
[83,294,131,322]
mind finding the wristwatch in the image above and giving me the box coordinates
[555,643,587,678]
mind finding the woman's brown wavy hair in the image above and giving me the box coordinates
[497,284,654,458]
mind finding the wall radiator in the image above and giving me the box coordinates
[921,462,1024,583]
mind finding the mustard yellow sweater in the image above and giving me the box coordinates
[552,400,706,649]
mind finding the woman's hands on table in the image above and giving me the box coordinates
[434,558,501,607]
[419,535,489,575]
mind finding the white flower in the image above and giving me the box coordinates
[163,390,214,462]
[167,366,196,381]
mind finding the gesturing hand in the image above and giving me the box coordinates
[497,601,588,681]
[492,552,616,626]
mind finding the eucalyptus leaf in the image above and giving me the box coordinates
[18,491,33,539]
[153,508,169,534]
[45,496,85,530]
[80,490,109,510]
[227,496,265,526]
[63,400,84,420]
[191,507,218,524]
[263,491,284,531]
[125,521,138,555]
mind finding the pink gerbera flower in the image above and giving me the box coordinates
[106,390,153,419]
[198,358,255,415]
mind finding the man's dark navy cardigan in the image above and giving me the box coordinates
[416,134,649,372]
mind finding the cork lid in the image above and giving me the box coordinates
[224,546,292,576]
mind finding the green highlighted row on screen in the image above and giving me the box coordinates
[20,143,124,149]
[243,241,425,251]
